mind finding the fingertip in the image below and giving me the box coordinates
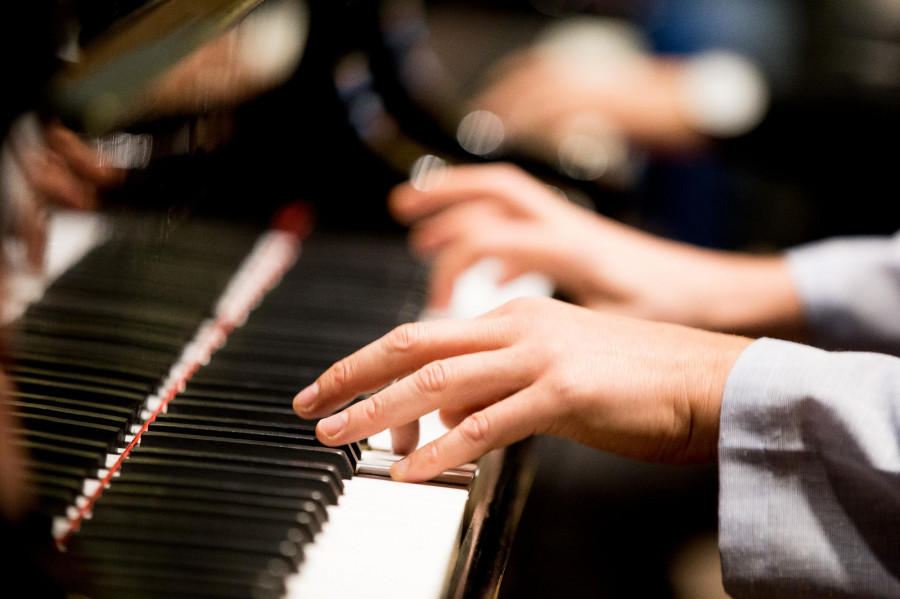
[390,423,420,456]
[389,457,410,481]
[292,382,319,416]
[316,411,347,442]
[387,186,416,222]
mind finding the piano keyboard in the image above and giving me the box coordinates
[0,209,485,599]
[4,207,546,599]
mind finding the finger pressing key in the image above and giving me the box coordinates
[294,318,513,419]
[390,388,544,483]
[314,348,530,448]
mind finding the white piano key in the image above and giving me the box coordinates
[284,475,469,599]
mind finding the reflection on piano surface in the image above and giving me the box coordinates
[1,1,544,597]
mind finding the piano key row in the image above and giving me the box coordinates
[7,221,263,517]
[39,226,433,598]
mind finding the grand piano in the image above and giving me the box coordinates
[0,1,561,597]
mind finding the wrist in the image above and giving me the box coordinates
[697,253,808,341]
[685,330,753,462]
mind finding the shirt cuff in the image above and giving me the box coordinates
[786,234,900,353]
[718,337,900,597]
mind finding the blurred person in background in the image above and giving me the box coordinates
[452,0,900,250]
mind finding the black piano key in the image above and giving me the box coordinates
[175,386,305,407]
[5,350,164,385]
[70,521,303,570]
[112,462,333,517]
[12,411,124,446]
[21,314,191,353]
[98,481,325,533]
[145,420,360,465]
[123,447,343,502]
[84,501,314,548]
[10,391,142,421]
[154,411,317,435]
[170,387,312,415]
[185,360,321,390]
[163,398,306,425]
[30,291,208,330]
[16,439,106,470]
[10,401,131,433]
[67,563,285,599]
[182,376,309,398]
[64,537,293,577]
[4,363,153,393]
[29,458,100,481]
[28,470,84,496]
[17,428,113,455]
[10,375,155,408]
[14,336,173,377]
[137,431,355,479]
[29,484,81,516]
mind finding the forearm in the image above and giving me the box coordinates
[719,338,900,597]
[685,251,808,341]
[786,234,900,355]
[580,221,808,340]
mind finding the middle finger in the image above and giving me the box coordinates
[315,347,531,447]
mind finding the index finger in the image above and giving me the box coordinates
[388,163,550,225]
[292,317,511,418]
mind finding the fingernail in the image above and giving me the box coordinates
[318,411,347,437]
[391,458,410,480]
[293,382,319,412]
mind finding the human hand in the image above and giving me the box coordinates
[391,163,806,339]
[2,117,124,269]
[293,296,751,482]
[16,119,125,211]
[470,47,706,157]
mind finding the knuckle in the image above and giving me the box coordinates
[363,394,383,421]
[458,412,491,446]
[417,443,441,470]
[550,367,581,407]
[553,376,578,403]
[386,322,424,353]
[416,360,451,394]
[328,358,354,396]
[409,441,441,472]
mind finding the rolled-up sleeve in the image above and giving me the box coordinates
[718,337,900,598]
[786,233,900,354]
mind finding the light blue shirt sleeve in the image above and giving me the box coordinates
[786,233,900,355]
[718,337,900,598]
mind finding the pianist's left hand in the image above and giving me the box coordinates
[2,117,124,269]
[389,162,806,341]
[293,296,751,483]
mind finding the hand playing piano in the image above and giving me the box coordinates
[2,116,125,269]
[294,296,751,483]
[389,162,806,339]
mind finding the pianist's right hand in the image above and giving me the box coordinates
[293,296,751,483]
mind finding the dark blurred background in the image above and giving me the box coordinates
[2,1,899,598]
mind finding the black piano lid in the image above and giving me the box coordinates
[45,0,283,136]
